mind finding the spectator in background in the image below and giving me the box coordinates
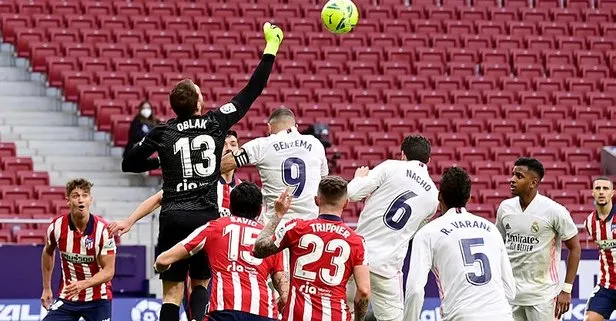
[122,100,159,159]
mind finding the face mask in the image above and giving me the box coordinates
[140,108,152,118]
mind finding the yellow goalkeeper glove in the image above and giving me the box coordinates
[263,22,284,56]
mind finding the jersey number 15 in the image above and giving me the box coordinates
[174,135,216,178]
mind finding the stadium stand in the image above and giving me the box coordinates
[0,0,615,247]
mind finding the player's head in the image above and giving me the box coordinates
[65,178,93,217]
[400,135,431,164]
[439,167,472,211]
[510,157,544,196]
[592,176,614,208]
[230,182,263,220]
[315,176,349,215]
[224,130,239,156]
[169,79,204,119]
[267,107,296,135]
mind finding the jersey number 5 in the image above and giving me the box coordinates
[383,191,418,230]
[458,238,492,286]
[294,234,350,286]
[174,135,216,178]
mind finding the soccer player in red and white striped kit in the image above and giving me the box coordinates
[584,176,616,321]
[41,178,116,321]
[155,181,289,321]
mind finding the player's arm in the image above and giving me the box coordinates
[121,126,162,173]
[554,206,581,319]
[220,138,262,174]
[346,162,387,201]
[495,203,506,241]
[320,147,329,177]
[212,23,283,130]
[403,230,433,321]
[41,223,56,309]
[253,189,293,258]
[499,236,516,301]
[63,229,117,299]
[352,265,370,321]
[109,190,163,236]
[155,223,211,273]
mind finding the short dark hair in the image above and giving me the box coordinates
[318,176,348,206]
[229,182,263,220]
[514,157,545,180]
[169,79,198,119]
[227,130,238,139]
[66,178,93,196]
[593,176,614,188]
[268,107,295,123]
[440,167,471,209]
[401,135,431,163]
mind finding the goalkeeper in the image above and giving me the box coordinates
[118,22,283,321]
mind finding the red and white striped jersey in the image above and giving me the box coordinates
[584,206,616,289]
[46,213,116,302]
[181,216,284,319]
[217,175,241,216]
[272,214,368,321]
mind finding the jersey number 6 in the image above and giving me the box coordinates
[383,191,418,230]
[174,135,216,178]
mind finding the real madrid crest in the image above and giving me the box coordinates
[531,221,540,234]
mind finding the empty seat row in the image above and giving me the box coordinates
[0,185,66,201]
[0,199,68,216]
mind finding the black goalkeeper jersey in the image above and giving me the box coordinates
[122,54,275,213]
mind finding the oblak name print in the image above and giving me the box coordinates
[176,118,208,131]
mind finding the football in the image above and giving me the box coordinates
[321,0,359,34]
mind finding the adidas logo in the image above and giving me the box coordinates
[505,223,511,229]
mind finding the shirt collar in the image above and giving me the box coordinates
[275,126,298,136]
[68,213,95,235]
[318,214,343,222]
[444,207,468,215]
[219,174,239,187]
[595,204,616,222]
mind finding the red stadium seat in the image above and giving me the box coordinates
[34,186,65,201]
[0,142,17,157]
[14,229,47,245]
[16,171,49,186]
[506,133,540,147]
[1,157,33,172]
[0,172,16,186]
[0,186,33,200]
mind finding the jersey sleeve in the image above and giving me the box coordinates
[351,236,369,267]
[552,204,578,241]
[495,202,506,241]
[210,55,275,131]
[270,251,285,273]
[46,221,56,247]
[404,228,433,321]
[121,125,163,173]
[347,161,388,201]
[584,214,592,236]
[498,231,516,301]
[181,222,213,256]
[272,219,300,250]
[240,137,264,165]
[99,226,116,256]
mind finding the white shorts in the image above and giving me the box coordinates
[512,298,558,321]
[347,271,404,321]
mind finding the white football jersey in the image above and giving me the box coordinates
[496,193,578,306]
[241,127,328,222]
[405,208,516,321]
[347,160,439,278]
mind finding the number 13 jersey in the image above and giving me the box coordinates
[347,160,439,278]
[241,127,328,223]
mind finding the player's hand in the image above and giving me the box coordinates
[63,280,88,300]
[354,166,370,178]
[276,294,288,313]
[555,290,571,319]
[41,288,53,309]
[263,22,284,56]
[108,220,132,236]
[274,188,292,219]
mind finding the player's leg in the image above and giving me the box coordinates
[188,250,212,321]
[42,300,80,321]
[510,305,529,321]
[584,286,615,321]
[526,298,559,321]
[368,272,404,321]
[80,299,112,321]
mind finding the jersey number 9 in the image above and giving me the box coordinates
[174,135,216,178]
[458,237,492,286]
[282,157,306,198]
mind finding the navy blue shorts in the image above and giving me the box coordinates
[43,299,111,321]
[587,286,616,319]
[208,310,277,321]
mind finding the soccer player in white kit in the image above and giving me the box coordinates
[220,107,329,224]
[346,135,439,321]
[496,157,581,321]
[404,166,516,321]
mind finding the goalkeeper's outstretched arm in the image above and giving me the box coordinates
[214,22,284,129]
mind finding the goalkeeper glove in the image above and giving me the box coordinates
[263,22,284,56]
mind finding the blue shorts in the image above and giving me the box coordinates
[208,310,278,321]
[43,299,111,321]
[587,285,616,319]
